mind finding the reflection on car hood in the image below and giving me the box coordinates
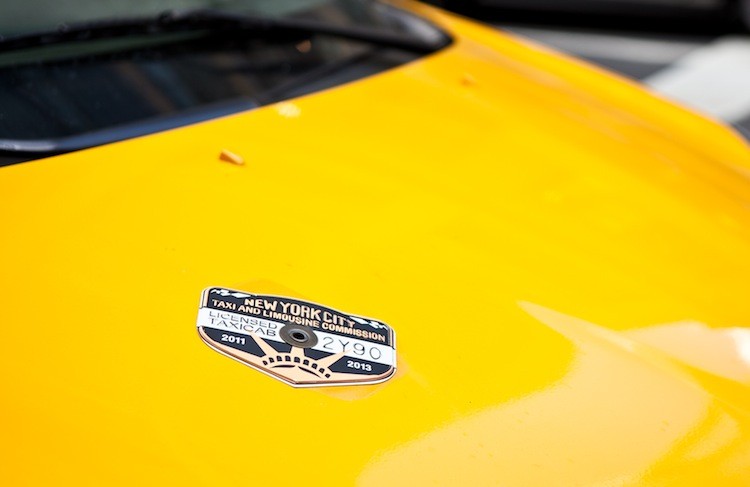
[3,1,750,485]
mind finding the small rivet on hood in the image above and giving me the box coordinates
[461,73,477,87]
[219,149,244,166]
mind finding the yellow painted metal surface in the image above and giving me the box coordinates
[3,2,750,485]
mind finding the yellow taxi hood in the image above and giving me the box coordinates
[3,2,750,485]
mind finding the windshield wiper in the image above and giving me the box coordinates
[0,8,449,56]
[0,98,260,162]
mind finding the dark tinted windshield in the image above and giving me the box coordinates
[0,0,449,165]
[1,0,416,37]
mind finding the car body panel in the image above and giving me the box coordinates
[3,1,750,485]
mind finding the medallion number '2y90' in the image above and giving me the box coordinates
[196,287,397,388]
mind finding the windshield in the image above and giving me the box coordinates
[0,0,449,165]
[2,0,400,37]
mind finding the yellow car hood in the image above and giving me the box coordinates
[3,2,750,485]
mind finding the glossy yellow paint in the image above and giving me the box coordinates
[3,1,750,485]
